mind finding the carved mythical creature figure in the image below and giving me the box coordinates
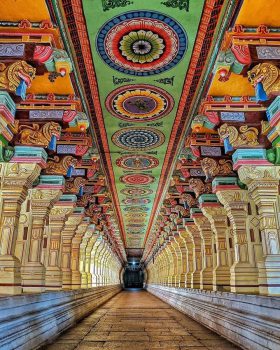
[45,155,77,175]
[0,61,36,92]
[174,205,189,217]
[65,177,87,193]
[18,122,61,147]
[181,193,198,208]
[248,63,280,96]
[189,178,212,198]
[218,123,259,148]
[201,157,233,180]
[77,193,95,207]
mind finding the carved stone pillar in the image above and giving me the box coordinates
[84,232,99,288]
[217,189,259,293]
[21,176,64,292]
[239,165,280,295]
[177,232,188,287]
[45,195,77,290]
[61,208,84,289]
[193,215,214,290]
[185,223,202,289]
[71,217,90,289]
[80,225,96,288]
[201,205,232,291]
[183,229,194,288]
[0,161,43,294]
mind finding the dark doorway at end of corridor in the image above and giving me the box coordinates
[123,258,145,289]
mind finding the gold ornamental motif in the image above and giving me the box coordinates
[218,124,259,148]
[201,158,233,180]
[248,63,280,96]
[18,122,61,147]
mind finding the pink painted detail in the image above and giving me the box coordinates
[76,145,89,156]
[269,113,280,128]
[11,157,47,168]
[190,213,204,218]
[190,145,200,157]
[0,105,15,124]
[180,168,190,178]
[33,45,53,63]
[63,110,77,123]
[36,184,65,190]
[233,159,271,170]
[87,169,96,178]
[231,44,251,65]
[212,185,240,193]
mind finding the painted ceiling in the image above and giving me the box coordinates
[82,0,205,249]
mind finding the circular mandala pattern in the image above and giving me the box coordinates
[112,127,164,151]
[121,187,153,197]
[106,85,174,122]
[96,11,187,76]
[122,198,151,205]
[116,154,159,170]
[120,174,155,185]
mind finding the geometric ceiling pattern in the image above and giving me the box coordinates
[82,0,205,248]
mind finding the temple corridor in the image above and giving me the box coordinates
[44,290,240,350]
[1,0,280,349]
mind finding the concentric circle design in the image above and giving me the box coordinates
[122,198,151,205]
[106,85,174,122]
[96,11,187,76]
[120,174,155,185]
[121,187,153,197]
[112,127,164,151]
[116,154,159,170]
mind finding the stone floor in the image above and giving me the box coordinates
[44,290,241,350]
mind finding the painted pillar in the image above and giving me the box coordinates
[239,165,280,295]
[45,195,77,290]
[0,148,46,294]
[21,176,64,293]
[61,207,84,289]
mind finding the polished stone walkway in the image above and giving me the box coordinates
[44,290,240,350]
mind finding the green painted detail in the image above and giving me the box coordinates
[267,147,280,165]
[102,0,133,11]
[198,194,218,204]
[161,0,190,12]
[38,175,65,186]
[82,0,204,248]
[0,144,14,162]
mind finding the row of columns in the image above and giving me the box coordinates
[0,160,121,294]
[147,165,280,296]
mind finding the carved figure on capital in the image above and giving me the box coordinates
[248,63,280,97]
[218,124,259,148]
[181,193,198,208]
[65,177,87,194]
[45,155,78,175]
[189,178,212,198]
[201,158,233,180]
[0,61,36,93]
[18,122,61,147]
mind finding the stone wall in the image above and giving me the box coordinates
[147,284,280,350]
[0,285,121,350]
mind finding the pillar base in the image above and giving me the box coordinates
[200,268,214,290]
[192,271,201,289]
[0,255,22,295]
[21,263,46,293]
[81,272,88,288]
[258,255,280,296]
[186,273,193,288]
[213,266,231,292]
[45,267,62,291]
[62,269,72,290]
[71,271,81,290]
[230,262,259,294]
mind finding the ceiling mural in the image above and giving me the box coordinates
[82,0,205,248]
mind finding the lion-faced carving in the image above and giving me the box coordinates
[0,60,36,92]
[248,63,280,96]
[18,122,61,147]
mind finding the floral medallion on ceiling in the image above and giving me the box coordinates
[106,84,174,122]
[122,198,151,205]
[120,173,155,185]
[116,154,159,170]
[81,0,205,249]
[96,11,187,76]
[112,127,165,150]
